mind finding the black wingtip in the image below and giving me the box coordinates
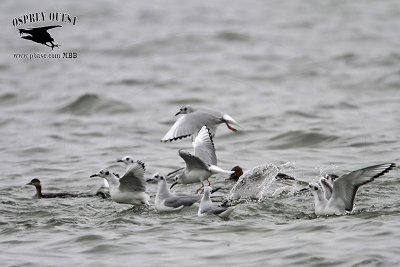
[136,160,146,171]
[161,134,192,142]
[372,163,396,179]
[203,125,215,149]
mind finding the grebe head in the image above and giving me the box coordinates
[27,178,41,186]
[227,166,243,181]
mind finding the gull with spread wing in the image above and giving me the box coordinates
[90,160,150,205]
[170,126,233,193]
[307,163,395,215]
[161,105,239,142]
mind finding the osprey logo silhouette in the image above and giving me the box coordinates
[12,12,77,53]
[18,25,61,50]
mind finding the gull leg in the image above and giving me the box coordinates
[195,182,205,194]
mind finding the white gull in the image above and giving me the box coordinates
[308,163,395,216]
[161,105,239,142]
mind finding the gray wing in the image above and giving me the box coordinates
[161,110,221,142]
[193,126,217,165]
[119,160,146,192]
[205,204,228,215]
[331,163,395,211]
[320,178,333,199]
[164,195,201,208]
[178,150,208,171]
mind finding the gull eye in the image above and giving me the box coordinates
[184,107,187,111]
[314,186,318,190]
[105,171,109,175]
[126,157,130,161]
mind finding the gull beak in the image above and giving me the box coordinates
[170,182,178,189]
[299,187,309,192]
[175,111,181,116]
[90,174,98,178]
[26,182,32,185]
[117,159,123,163]
[146,178,154,183]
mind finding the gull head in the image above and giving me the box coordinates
[170,175,182,189]
[147,173,165,183]
[324,174,338,184]
[319,176,329,185]
[308,182,322,196]
[27,178,41,186]
[175,105,194,116]
[90,169,114,181]
[203,186,212,198]
[117,155,135,165]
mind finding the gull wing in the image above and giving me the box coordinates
[164,195,201,208]
[331,163,395,211]
[161,110,220,142]
[193,126,217,165]
[178,150,208,171]
[119,160,146,192]
[320,178,333,199]
[203,204,228,215]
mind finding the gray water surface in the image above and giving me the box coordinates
[1,1,400,266]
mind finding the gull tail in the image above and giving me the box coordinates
[218,207,235,219]
[209,165,234,175]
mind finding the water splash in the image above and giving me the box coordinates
[227,163,280,201]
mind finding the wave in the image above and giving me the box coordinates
[268,130,340,149]
[0,92,18,106]
[105,78,151,86]
[283,110,322,119]
[214,31,250,42]
[58,93,133,115]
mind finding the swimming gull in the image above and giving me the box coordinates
[308,163,395,216]
[161,105,240,142]
[90,160,150,205]
[170,126,233,193]
[198,187,234,218]
[154,174,202,212]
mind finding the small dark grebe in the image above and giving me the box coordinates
[26,178,108,199]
